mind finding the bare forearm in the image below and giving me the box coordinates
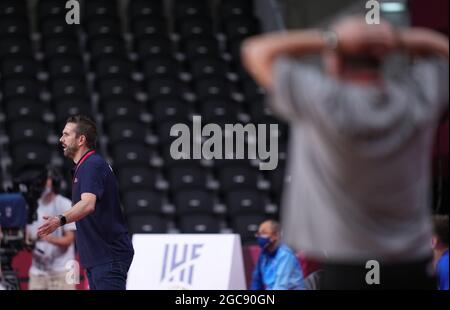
[243,30,326,59]
[242,30,325,89]
[398,28,449,58]
[63,199,94,224]
[47,234,74,248]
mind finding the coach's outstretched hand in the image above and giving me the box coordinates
[37,216,60,238]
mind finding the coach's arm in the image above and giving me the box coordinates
[37,193,96,238]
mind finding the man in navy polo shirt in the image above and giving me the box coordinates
[38,115,134,290]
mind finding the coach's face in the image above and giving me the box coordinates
[59,122,80,159]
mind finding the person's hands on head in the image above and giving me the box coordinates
[333,16,397,59]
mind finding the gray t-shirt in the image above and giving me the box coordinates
[270,55,448,263]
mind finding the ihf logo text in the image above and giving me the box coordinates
[160,243,204,287]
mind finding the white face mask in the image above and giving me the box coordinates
[41,187,52,198]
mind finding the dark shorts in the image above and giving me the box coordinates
[86,257,133,290]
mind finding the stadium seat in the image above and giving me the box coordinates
[97,77,135,99]
[147,77,189,100]
[1,56,37,78]
[226,189,267,215]
[190,57,229,79]
[128,214,169,234]
[117,166,159,192]
[85,0,118,20]
[89,36,126,60]
[142,56,182,78]
[123,190,164,215]
[111,143,152,167]
[8,121,49,144]
[219,0,254,19]
[178,214,221,233]
[177,16,214,39]
[224,16,260,40]
[173,0,208,19]
[0,37,31,58]
[38,0,67,20]
[2,78,40,100]
[151,99,193,123]
[51,78,87,99]
[40,17,77,39]
[0,0,27,18]
[102,99,141,123]
[47,56,85,78]
[218,164,259,191]
[87,17,121,38]
[167,165,208,191]
[11,143,51,174]
[195,76,234,100]
[94,56,132,79]
[184,37,220,59]
[131,17,168,38]
[128,0,163,20]
[5,98,45,122]
[174,190,215,214]
[54,99,93,127]
[0,18,29,37]
[106,121,147,144]
[200,99,240,123]
[42,37,81,59]
[135,36,173,59]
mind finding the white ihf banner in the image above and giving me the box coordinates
[127,234,246,290]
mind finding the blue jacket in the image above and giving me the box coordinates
[251,243,305,290]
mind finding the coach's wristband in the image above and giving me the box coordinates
[58,214,67,226]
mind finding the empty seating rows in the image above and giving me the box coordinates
[0,0,287,244]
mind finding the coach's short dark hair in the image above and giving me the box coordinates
[433,215,449,246]
[66,115,97,149]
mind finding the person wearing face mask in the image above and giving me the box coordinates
[251,220,305,290]
[26,168,76,290]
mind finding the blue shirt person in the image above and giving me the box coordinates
[436,250,449,290]
[251,220,305,290]
[432,215,449,290]
[38,115,134,290]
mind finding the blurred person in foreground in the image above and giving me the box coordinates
[26,169,76,290]
[251,220,305,290]
[242,16,448,289]
[432,215,449,290]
